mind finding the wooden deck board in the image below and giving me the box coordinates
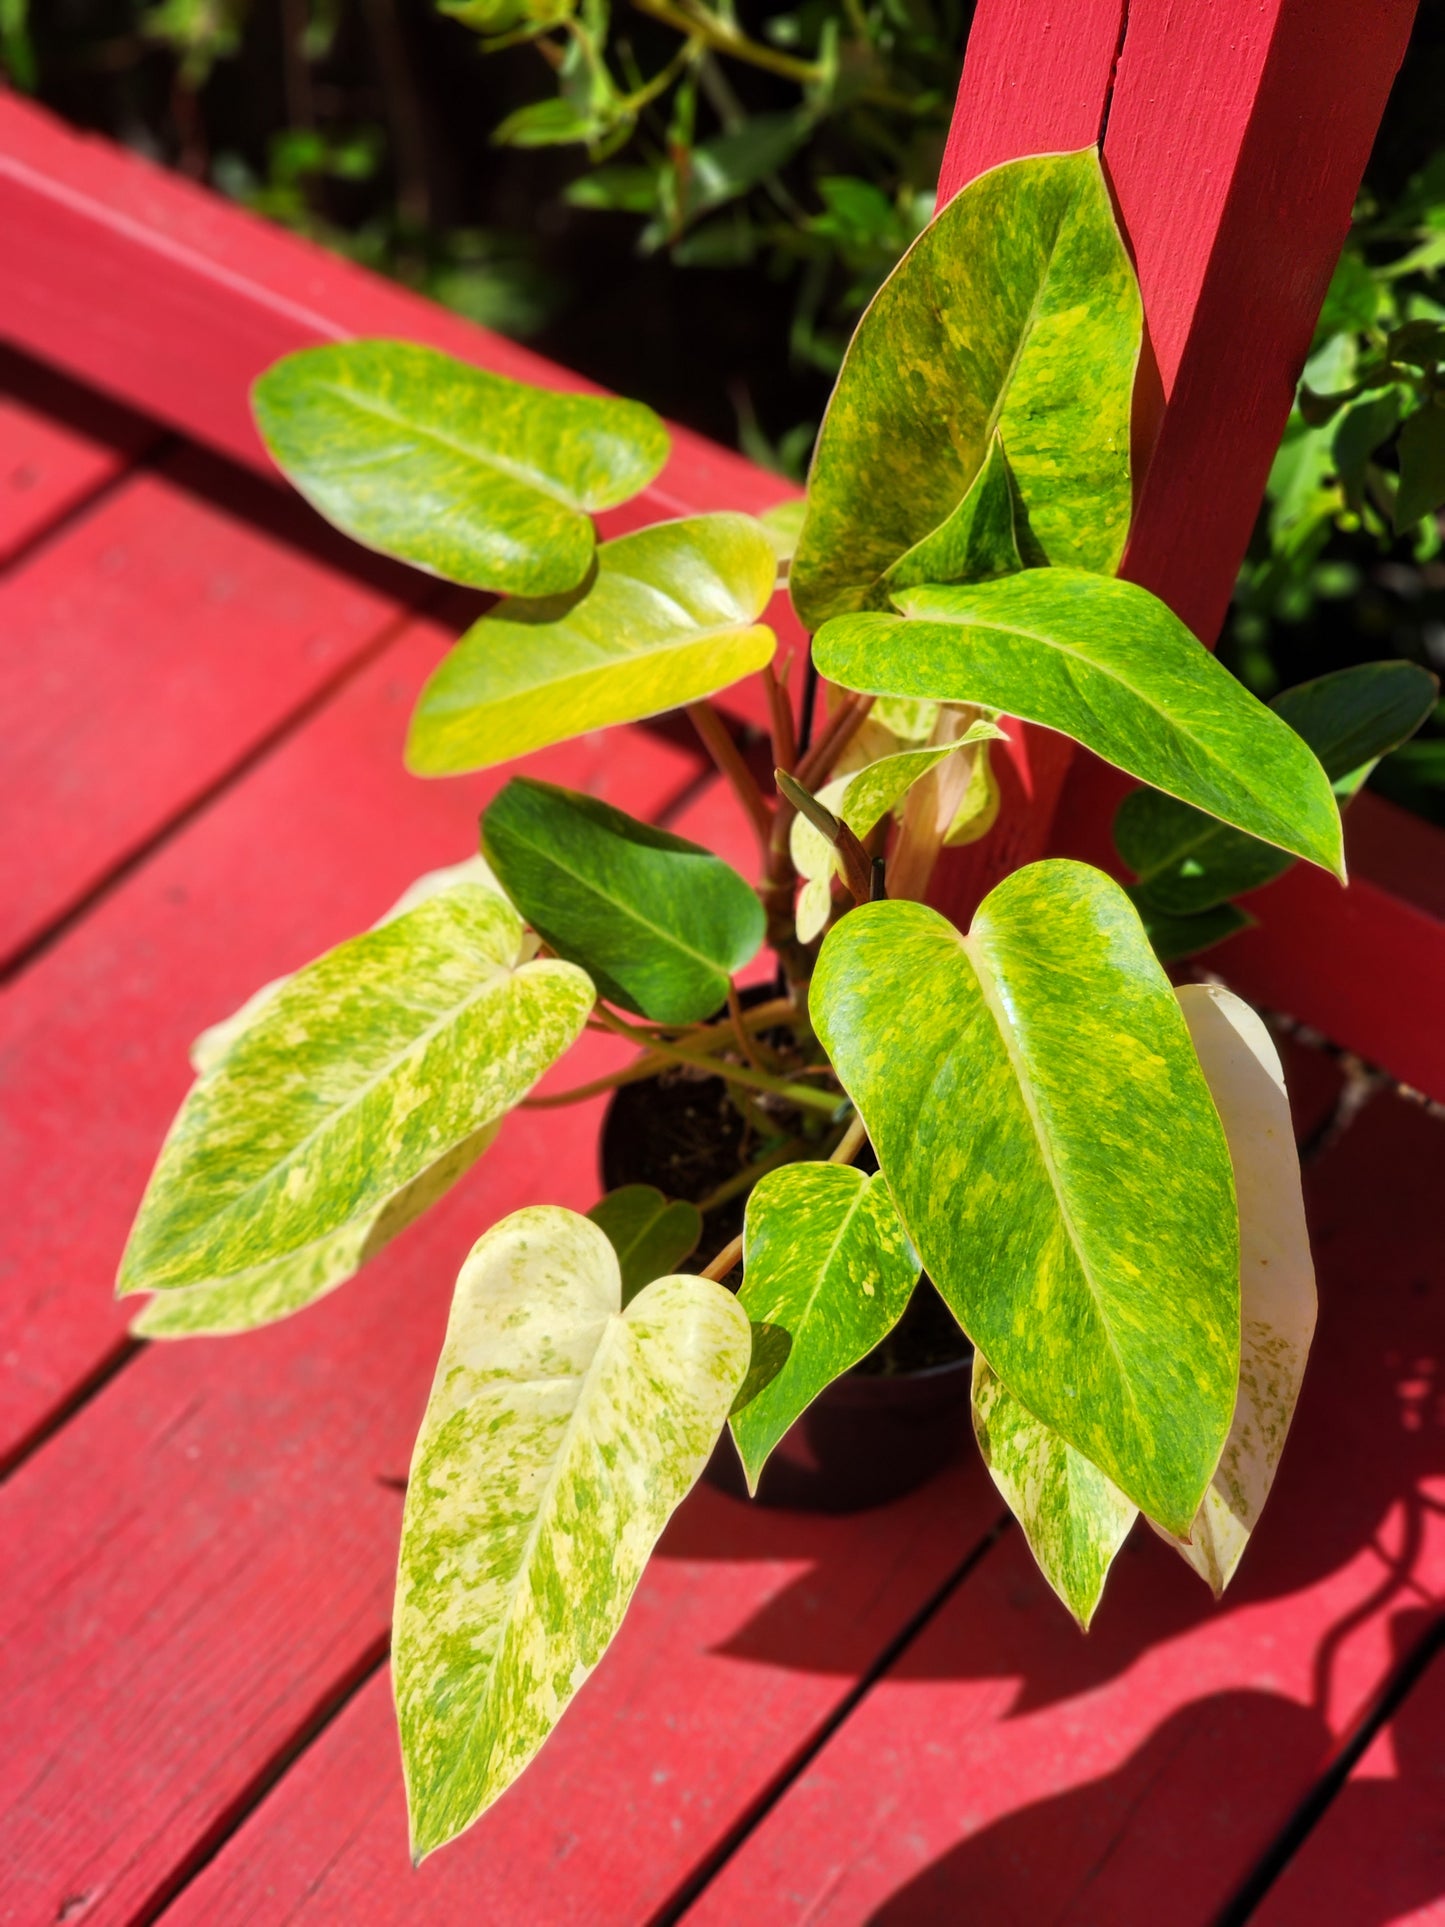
[686,1086,1445,1925]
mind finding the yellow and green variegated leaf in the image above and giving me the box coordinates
[1115,661,1437,916]
[252,341,668,596]
[394,1208,750,1857]
[815,570,1346,880]
[759,497,806,564]
[876,432,1021,603]
[810,865,1240,1535]
[188,853,513,1077]
[120,888,593,1328]
[1166,986,1316,1595]
[729,1163,920,1491]
[586,1184,702,1306]
[484,776,765,1023]
[872,694,941,744]
[407,514,778,775]
[971,1353,1136,1630]
[791,149,1139,628]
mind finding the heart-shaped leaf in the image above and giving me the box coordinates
[120,887,593,1329]
[394,1208,750,1857]
[791,149,1139,628]
[407,514,778,775]
[815,569,1345,878]
[587,1184,703,1305]
[971,1354,1137,1630]
[810,865,1240,1535]
[1167,986,1316,1594]
[483,776,764,1023]
[253,341,669,595]
[1116,661,1438,916]
[729,1163,921,1491]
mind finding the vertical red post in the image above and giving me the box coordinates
[928,0,1419,927]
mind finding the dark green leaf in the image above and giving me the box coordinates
[877,433,1021,600]
[1128,889,1254,965]
[1311,252,1380,348]
[1332,388,1404,509]
[1395,401,1445,532]
[811,869,1240,1536]
[815,569,1345,878]
[587,1185,702,1305]
[482,776,765,1024]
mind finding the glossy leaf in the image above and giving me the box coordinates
[1128,890,1254,966]
[483,776,764,1023]
[791,148,1139,627]
[253,341,668,595]
[587,1185,703,1306]
[1115,661,1437,916]
[877,433,1022,601]
[729,1164,920,1491]
[971,1354,1137,1630]
[121,888,593,1330]
[759,498,807,563]
[1395,400,1445,532]
[394,1208,750,1856]
[1168,987,1316,1595]
[810,866,1240,1535]
[815,569,1345,879]
[407,514,778,774]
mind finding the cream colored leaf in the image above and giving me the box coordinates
[394,1207,751,1857]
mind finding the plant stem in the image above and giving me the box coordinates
[828,1113,868,1165]
[686,700,773,856]
[628,0,826,87]
[592,1006,840,1114]
[796,692,876,790]
[727,980,767,1071]
[701,1231,745,1281]
[763,661,796,775]
[694,1136,808,1214]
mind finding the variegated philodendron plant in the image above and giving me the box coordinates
[121,150,1436,1859]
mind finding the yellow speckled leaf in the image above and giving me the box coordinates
[394,1208,751,1857]
[1165,986,1317,1595]
[811,865,1240,1535]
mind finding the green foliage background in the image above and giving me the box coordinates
[10,0,1445,816]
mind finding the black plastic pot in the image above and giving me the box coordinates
[600,1061,973,1515]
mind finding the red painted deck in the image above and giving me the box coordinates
[2,46,1443,1924]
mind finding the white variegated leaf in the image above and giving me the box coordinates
[123,886,592,1335]
[1167,985,1317,1594]
[971,1352,1137,1629]
[394,1208,751,1858]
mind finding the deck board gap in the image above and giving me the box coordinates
[654,1510,1015,1926]
[0,1334,141,1484]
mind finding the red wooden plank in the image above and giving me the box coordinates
[0,344,156,564]
[1252,1634,1445,1926]
[687,1084,1445,1923]
[0,612,702,1465]
[0,441,423,973]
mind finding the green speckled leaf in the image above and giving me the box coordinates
[394,1208,750,1857]
[815,570,1345,879]
[407,514,778,774]
[253,341,667,595]
[1115,661,1437,916]
[1167,986,1316,1595]
[791,149,1139,628]
[729,1163,920,1491]
[120,888,593,1326]
[971,1353,1136,1630]
[877,433,1021,602]
[810,865,1240,1535]
[586,1185,702,1305]
[484,776,764,1023]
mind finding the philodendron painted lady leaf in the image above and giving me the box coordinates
[394,1208,750,1858]
[729,1162,921,1491]
[811,863,1240,1537]
[407,513,779,775]
[253,340,668,596]
[123,886,593,1336]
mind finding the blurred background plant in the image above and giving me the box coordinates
[5,0,1444,817]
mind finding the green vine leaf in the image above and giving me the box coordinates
[971,1354,1137,1631]
[483,776,765,1023]
[729,1163,920,1491]
[1166,986,1317,1595]
[1115,661,1437,917]
[587,1185,703,1305]
[810,865,1240,1536]
[407,513,779,774]
[252,340,669,596]
[394,1208,750,1858]
[1127,891,1255,967]
[791,148,1139,628]
[815,569,1346,879]
[877,432,1022,602]
[122,887,593,1334]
